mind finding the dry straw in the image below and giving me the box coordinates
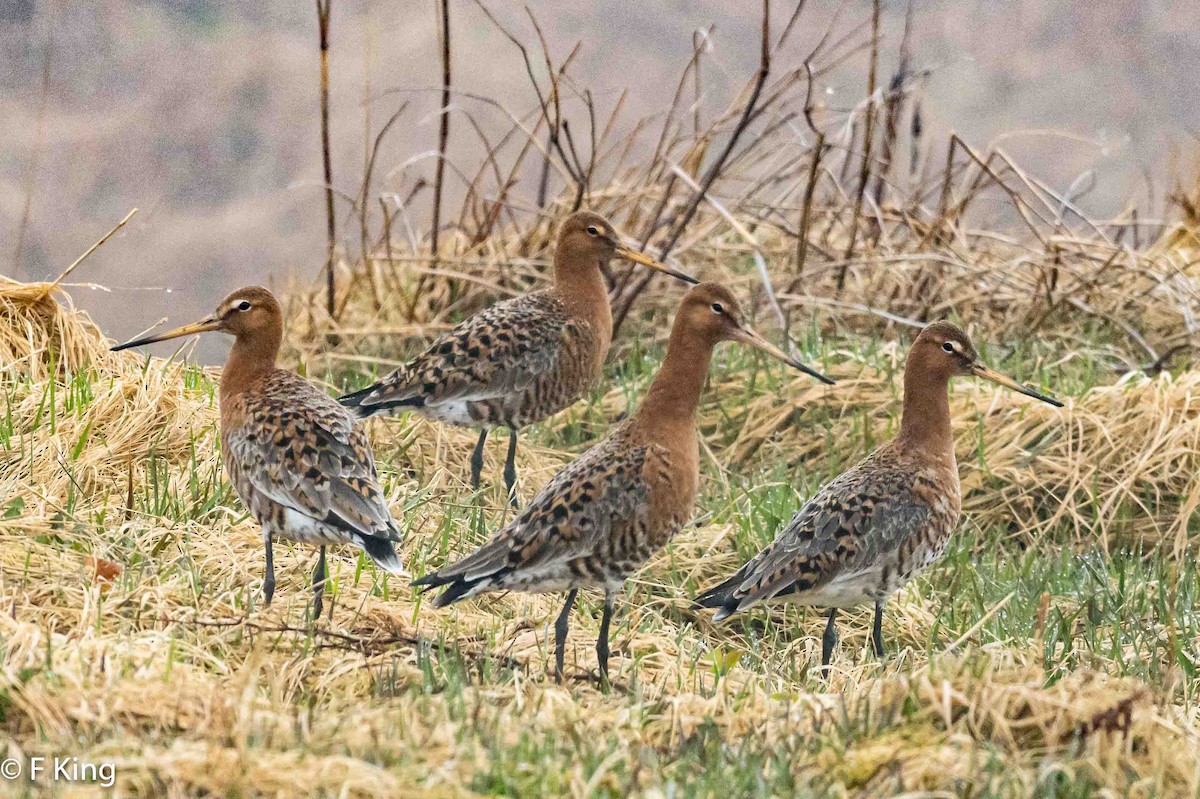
[716,361,1200,555]
[7,2,1200,793]
[3,248,1198,794]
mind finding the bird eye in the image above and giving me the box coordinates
[942,342,954,353]
[237,300,252,312]
[711,303,724,314]
[586,226,600,236]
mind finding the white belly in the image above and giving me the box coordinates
[278,508,348,546]
[421,399,476,426]
[795,568,885,608]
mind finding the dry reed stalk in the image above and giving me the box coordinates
[316,0,337,319]
[429,0,452,261]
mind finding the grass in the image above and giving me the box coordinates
[8,3,1200,792]
[3,272,1199,797]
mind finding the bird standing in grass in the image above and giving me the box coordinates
[694,321,1062,670]
[338,211,698,500]
[413,282,835,683]
[112,287,407,617]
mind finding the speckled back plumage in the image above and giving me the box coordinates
[341,289,609,429]
[416,418,696,604]
[221,369,405,571]
[696,438,960,619]
[412,283,813,610]
[412,282,839,682]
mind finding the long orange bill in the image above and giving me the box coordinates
[971,363,1063,407]
[614,244,699,285]
[110,316,222,352]
[735,325,835,385]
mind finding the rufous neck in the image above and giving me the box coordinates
[553,249,611,321]
[636,324,716,430]
[219,331,281,401]
[897,365,954,456]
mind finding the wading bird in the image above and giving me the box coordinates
[338,211,698,500]
[413,282,834,683]
[694,321,1062,670]
[112,287,406,617]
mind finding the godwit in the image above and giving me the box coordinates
[694,321,1062,669]
[111,286,406,617]
[413,282,834,683]
[338,210,698,500]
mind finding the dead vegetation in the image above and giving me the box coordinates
[5,2,1200,796]
[3,211,1200,793]
[287,0,1200,385]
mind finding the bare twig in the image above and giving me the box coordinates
[871,0,914,212]
[656,0,772,260]
[837,0,880,292]
[472,1,582,200]
[430,0,453,259]
[39,209,138,300]
[612,0,774,335]
[796,134,826,277]
[669,164,790,340]
[359,104,410,309]
[692,29,705,139]
[316,0,337,319]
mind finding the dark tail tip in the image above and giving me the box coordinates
[692,576,744,621]
[338,385,424,420]
[711,604,737,622]
[410,571,444,589]
[409,571,484,608]
[692,584,730,610]
[357,535,408,576]
[431,578,480,607]
[337,385,376,415]
[693,597,740,622]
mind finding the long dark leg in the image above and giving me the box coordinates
[596,590,617,687]
[312,545,327,620]
[820,608,838,671]
[554,589,578,683]
[871,599,885,658]
[262,533,275,607]
[503,428,519,506]
[470,428,488,489]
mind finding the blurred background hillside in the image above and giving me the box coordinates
[3,0,1198,360]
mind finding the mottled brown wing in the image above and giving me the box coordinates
[416,427,653,601]
[342,292,571,414]
[697,455,930,617]
[226,372,400,541]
